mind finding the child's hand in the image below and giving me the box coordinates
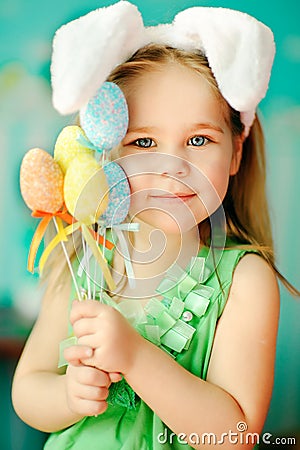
[70,300,143,375]
[64,345,112,417]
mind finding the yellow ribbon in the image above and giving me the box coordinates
[38,221,81,274]
[28,208,74,273]
[81,224,116,292]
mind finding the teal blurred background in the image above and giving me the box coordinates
[1,0,299,448]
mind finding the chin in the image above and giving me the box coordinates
[134,209,202,235]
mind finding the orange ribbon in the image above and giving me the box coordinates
[28,207,114,273]
[31,208,74,224]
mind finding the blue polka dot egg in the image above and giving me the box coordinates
[99,162,130,227]
[80,82,129,153]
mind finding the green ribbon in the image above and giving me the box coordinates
[97,222,140,289]
[76,134,102,153]
[58,336,78,368]
[156,257,214,320]
[112,257,216,356]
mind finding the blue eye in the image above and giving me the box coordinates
[133,138,154,148]
[188,136,207,147]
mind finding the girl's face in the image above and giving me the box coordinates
[118,63,242,234]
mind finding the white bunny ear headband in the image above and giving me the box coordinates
[51,0,275,136]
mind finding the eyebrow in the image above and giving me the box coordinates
[189,122,224,134]
[126,126,160,134]
[127,123,224,135]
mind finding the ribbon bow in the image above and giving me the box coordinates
[38,217,114,276]
[28,208,74,273]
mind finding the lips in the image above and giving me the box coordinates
[149,193,197,203]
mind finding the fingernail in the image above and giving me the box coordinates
[85,348,93,357]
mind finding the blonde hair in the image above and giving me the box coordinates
[107,44,299,295]
[44,44,298,296]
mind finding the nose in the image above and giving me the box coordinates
[160,153,190,178]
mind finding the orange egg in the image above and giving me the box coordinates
[20,148,64,214]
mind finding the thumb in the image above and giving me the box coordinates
[109,372,123,383]
[64,345,93,367]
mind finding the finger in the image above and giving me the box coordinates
[77,335,99,351]
[70,398,108,417]
[109,372,123,383]
[72,317,100,339]
[76,384,109,402]
[76,366,111,387]
[64,345,93,367]
[70,300,107,325]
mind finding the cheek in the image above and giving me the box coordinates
[127,174,152,218]
[127,173,151,198]
[195,162,231,215]
[209,165,230,198]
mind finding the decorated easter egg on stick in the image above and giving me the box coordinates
[80,82,129,152]
[100,162,130,227]
[20,147,72,275]
[54,125,94,173]
[64,153,109,226]
[20,148,64,213]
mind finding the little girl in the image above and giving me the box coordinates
[12,2,298,449]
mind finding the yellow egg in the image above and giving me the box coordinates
[54,125,94,173]
[20,148,64,213]
[64,154,109,225]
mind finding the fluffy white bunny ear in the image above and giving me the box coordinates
[51,2,275,134]
[173,7,275,133]
[147,7,275,134]
[51,1,146,115]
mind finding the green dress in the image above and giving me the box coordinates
[45,243,255,450]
